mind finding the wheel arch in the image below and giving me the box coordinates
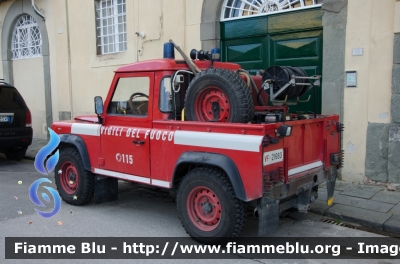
[58,134,91,171]
[172,152,248,201]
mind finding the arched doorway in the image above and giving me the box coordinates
[1,0,52,139]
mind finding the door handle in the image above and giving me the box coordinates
[133,140,145,145]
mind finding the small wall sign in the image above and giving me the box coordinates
[346,71,357,87]
[352,48,364,56]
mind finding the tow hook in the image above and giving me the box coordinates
[254,207,259,218]
[310,188,318,203]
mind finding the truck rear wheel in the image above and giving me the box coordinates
[54,148,94,206]
[184,68,254,123]
[177,167,246,243]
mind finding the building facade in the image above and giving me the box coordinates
[0,0,399,184]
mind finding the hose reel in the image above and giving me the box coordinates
[261,65,321,105]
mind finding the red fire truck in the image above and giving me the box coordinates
[51,41,342,243]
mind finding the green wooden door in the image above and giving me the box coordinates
[221,8,323,113]
[223,36,268,75]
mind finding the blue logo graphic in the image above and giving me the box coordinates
[31,128,61,218]
[34,128,60,175]
[29,178,61,218]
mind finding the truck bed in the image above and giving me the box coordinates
[151,114,340,201]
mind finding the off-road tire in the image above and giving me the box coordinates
[177,167,246,244]
[5,147,27,161]
[184,68,254,123]
[54,148,94,206]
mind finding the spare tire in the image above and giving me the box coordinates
[184,68,254,123]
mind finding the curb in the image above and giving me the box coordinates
[383,215,400,234]
[324,210,385,230]
[310,204,400,235]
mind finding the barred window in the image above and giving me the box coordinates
[221,0,323,20]
[11,15,42,60]
[95,0,127,55]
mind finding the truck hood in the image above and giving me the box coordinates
[74,115,99,124]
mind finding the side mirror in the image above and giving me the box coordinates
[94,96,104,115]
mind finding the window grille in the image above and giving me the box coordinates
[221,0,323,21]
[11,15,42,60]
[95,0,127,55]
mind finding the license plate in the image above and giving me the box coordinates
[263,149,284,166]
[0,116,10,122]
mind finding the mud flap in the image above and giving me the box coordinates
[94,175,118,204]
[326,168,337,206]
[258,199,279,237]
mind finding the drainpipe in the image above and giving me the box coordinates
[32,0,45,21]
[65,0,74,119]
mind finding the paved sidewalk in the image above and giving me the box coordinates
[25,138,400,235]
[312,182,400,235]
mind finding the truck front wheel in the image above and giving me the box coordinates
[177,167,246,243]
[54,148,94,206]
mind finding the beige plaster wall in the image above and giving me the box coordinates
[35,0,65,131]
[64,0,203,117]
[46,0,70,123]
[13,58,46,138]
[343,0,395,182]
[395,1,400,33]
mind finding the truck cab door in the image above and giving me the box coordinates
[96,72,153,183]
